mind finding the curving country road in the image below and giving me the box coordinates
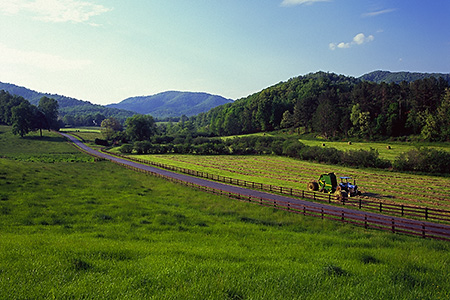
[61,133,450,241]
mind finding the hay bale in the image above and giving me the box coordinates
[348,141,352,145]
[386,145,391,149]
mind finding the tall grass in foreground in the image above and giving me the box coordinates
[1,127,450,299]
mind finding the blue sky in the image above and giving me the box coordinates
[0,0,449,105]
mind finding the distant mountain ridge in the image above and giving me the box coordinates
[2,70,448,121]
[360,70,450,84]
[0,81,91,108]
[0,81,136,120]
[106,91,233,119]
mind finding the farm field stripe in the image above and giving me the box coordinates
[60,133,450,241]
[135,154,450,208]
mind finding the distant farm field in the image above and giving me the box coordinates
[131,154,450,209]
[298,139,450,162]
[60,127,102,144]
[1,126,450,299]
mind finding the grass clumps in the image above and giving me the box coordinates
[1,125,450,299]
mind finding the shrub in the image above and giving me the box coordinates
[341,148,391,168]
[133,141,152,154]
[282,140,304,158]
[119,144,134,154]
[94,138,109,146]
[393,148,450,174]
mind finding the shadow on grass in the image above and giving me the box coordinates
[362,192,395,199]
[22,135,65,143]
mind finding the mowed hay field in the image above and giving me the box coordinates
[2,126,450,299]
[132,154,450,209]
[299,139,450,163]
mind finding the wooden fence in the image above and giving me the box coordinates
[102,150,450,224]
[60,135,450,242]
[109,158,450,242]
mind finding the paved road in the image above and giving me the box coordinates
[61,133,450,240]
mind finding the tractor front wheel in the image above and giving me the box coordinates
[335,190,348,201]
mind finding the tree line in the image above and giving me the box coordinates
[0,90,59,137]
[184,72,450,141]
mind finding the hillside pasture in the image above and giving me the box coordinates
[1,126,450,299]
[60,127,103,144]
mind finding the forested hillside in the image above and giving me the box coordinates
[0,91,59,137]
[187,72,450,141]
[107,91,233,119]
[0,82,136,125]
[360,70,450,85]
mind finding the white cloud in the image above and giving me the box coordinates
[362,8,396,17]
[281,0,331,7]
[329,33,374,50]
[353,33,374,45]
[0,43,91,71]
[0,0,111,25]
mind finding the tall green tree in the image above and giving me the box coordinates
[125,115,156,141]
[312,96,339,138]
[11,101,32,137]
[435,88,450,141]
[38,97,59,131]
[101,117,123,140]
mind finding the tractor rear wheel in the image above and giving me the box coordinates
[308,182,319,191]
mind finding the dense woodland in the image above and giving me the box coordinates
[0,91,59,137]
[182,72,450,141]
[2,72,450,141]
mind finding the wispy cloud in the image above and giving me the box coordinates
[0,43,91,71]
[362,8,396,17]
[281,0,332,7]
[329,33,374,50]
[0,0,111,25]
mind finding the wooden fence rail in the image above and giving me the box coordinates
[108,158,450,242]
[60,133,450,242]
[102,150,450,224]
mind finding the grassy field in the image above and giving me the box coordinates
[298,139,450,163]
[126,154,450,210]
[60,126,101,133]
[224,131,450,162]
[2,126,450,299]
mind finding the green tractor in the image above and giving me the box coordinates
[307,173,361,199]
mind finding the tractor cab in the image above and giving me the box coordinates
[338,177,360,197]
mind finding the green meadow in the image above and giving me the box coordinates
[298,139,450,163]
[1,125,450,299]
